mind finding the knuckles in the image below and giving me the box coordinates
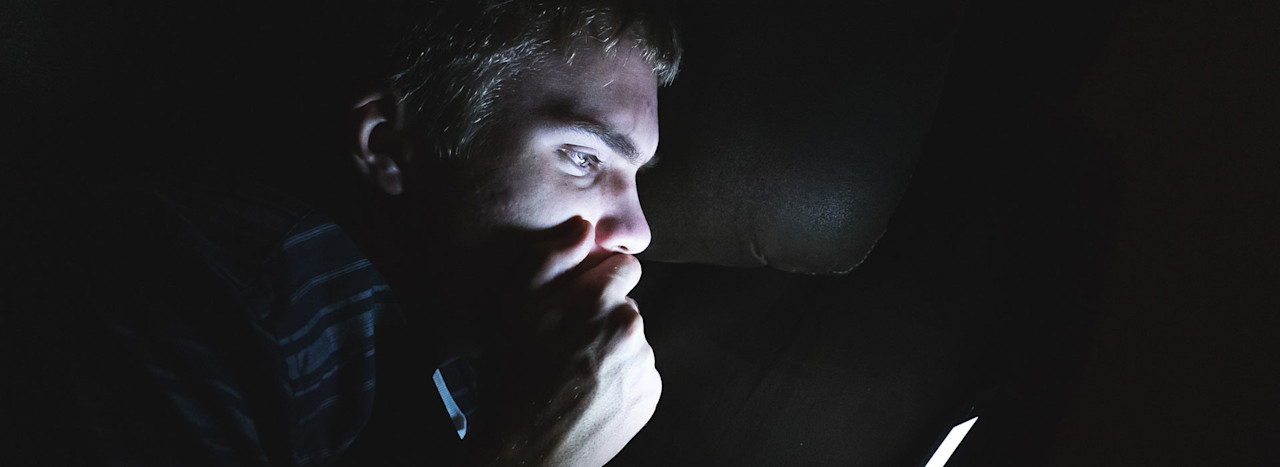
[608,302,641,331]
[610,255,642,287]
[611,253,641,274]
[558,253,642,318]
[595,299,645,347]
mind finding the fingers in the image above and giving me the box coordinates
[514,219,645,350]
[519,217,642,309]
[526,217,594,292]
[570,254,642,317]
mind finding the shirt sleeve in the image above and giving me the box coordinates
[256,211,391,466]
[2,179,300,466]
[1,175,398,467]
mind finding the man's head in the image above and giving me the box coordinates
[348,0,681,349]
[387,0,680,164]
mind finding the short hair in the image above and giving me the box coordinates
[388,0,682,161]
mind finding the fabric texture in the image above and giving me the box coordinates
[2,172,469,466]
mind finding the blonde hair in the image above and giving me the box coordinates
[389,0,682,161]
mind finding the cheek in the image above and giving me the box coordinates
[484,161,598,230]
[524,177,603,227]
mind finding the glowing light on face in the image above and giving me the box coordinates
[923,416,978,467]
[463,45,659,258]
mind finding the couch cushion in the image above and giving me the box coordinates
[639,0,962,274]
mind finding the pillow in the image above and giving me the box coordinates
[640,0,962,274]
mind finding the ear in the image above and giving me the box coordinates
[351,89,409,195]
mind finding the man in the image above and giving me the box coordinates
[337,0,681,465]
[1,1,680,466]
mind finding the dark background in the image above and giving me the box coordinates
[2,0,1277,465]
[617,1,1278,465]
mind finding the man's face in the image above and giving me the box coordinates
[425,45,660,351]
[448,45,660,263]
[390,44,660,348]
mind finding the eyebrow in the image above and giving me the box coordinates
[564,119,642,165]
[541,107,646,166]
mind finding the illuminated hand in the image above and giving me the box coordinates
[464,217,660,467]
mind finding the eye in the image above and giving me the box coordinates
[560,148,602,175]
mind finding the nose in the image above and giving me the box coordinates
[594,181,651,255]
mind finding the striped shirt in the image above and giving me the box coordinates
[3,173,475,466]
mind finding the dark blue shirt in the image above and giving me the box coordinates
[2,173,470,466]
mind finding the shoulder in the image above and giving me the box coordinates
[145,172,399,461]
[4,167,397,465]
[143,173,319,287]
[137,172,396,317]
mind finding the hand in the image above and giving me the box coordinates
[463,217,661,467]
